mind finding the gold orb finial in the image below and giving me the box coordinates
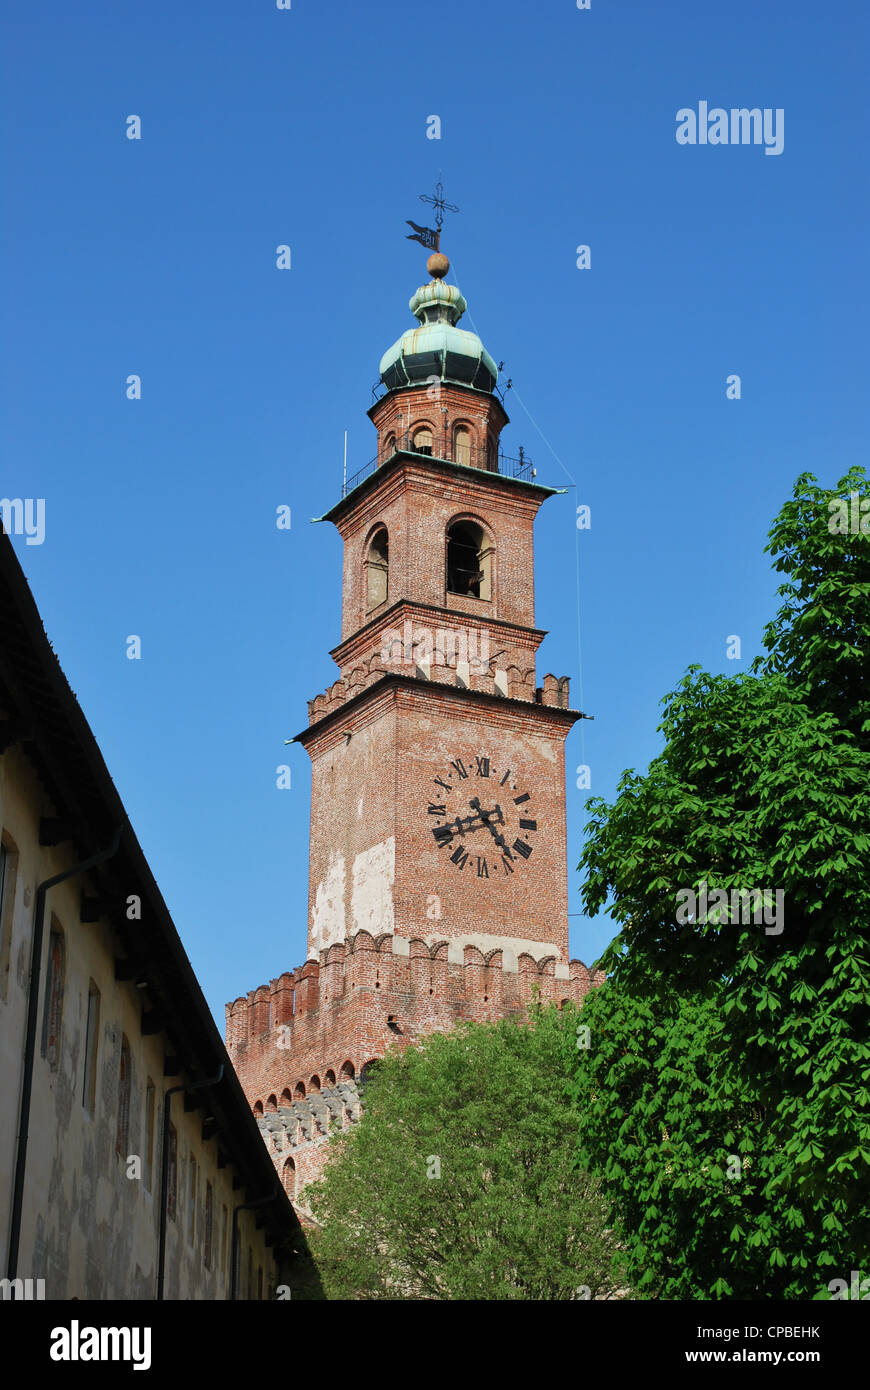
[427,251,450,279]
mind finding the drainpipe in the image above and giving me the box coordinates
[231,1181,279,1301]
[6,827,122,1281]
[156,1064,224,1301]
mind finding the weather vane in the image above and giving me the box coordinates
[406,173,459,253]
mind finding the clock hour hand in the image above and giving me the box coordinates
[432,810,488,846]
[469,798,513,858]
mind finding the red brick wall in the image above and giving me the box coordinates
[334,455,546,641]
[300,680,579,962]
[304,685,399,955]
[369,379,508,475]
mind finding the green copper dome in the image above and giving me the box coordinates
[379,276,499,394]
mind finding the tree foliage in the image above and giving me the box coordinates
[309,1003,629,1300]
[572,468,870,1298]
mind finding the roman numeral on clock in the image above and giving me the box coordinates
[450,758,468,780]
[450,847,469,870]
[433,825,453,846]
[501,854,514,874]
[475,757,490,777]
[433,777,451,793]
[512,839,532,859]
[514,792,531,805]
[500,770,512,786]
[477,857,489,878]
[519,818,537,831]
[427,804,446,816]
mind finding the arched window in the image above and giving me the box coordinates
[446,520,492,601]
[309,1075,321,1094]
[293,1081,306,1101]
[359,1058,380,1089]
[40,921,65,1070]
[340,1060,355,1081]
[324,1069,336,1087]
[282,1157,296,1200]
[116,1034,131,1157]
[412,426,433,456]
[453,425,472,467]
[266,1094,277,1113]
[383,432,396,462]
[279,1087,292,1107]
[366,526,389,611]
[253,1100,264,1116]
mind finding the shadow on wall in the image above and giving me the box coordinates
[282,1222,327,1301]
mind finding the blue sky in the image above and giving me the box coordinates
[3,1,867,1031]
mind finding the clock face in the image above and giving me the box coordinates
[426,753,539,878]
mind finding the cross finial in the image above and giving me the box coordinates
[419,173,459,242]
[405,174,459,266]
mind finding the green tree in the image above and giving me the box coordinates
[309,1003,628,1300]
[572,469,870,1299]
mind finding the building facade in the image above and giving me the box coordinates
[227,251,603,1203]
[0,531,302,1299]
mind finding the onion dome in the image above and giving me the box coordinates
[379,254,498,394]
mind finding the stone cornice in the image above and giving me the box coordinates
[322,451,558,530]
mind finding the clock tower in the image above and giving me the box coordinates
[302,249,580,973]
[226,248,603,1202]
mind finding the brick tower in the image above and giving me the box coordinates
[226,248,603,1205]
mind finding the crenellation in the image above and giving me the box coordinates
[540,673,571,709]
[228,927,604,1197]
[305,654,549,723]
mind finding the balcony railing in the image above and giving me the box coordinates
[342,433,536,498]
[371,376,512,407]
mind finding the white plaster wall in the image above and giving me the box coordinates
[0,744,278,1299]
[351,837,395,938]
[311,851,346,952]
